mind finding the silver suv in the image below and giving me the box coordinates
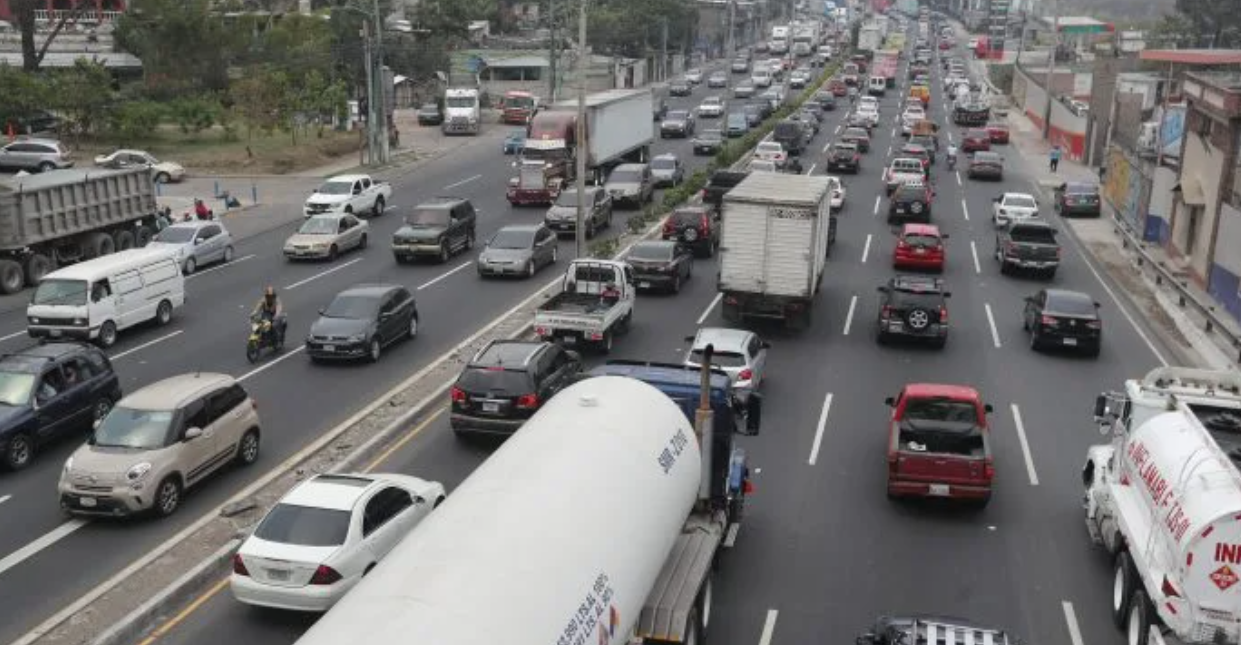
[58,373,262,518]
[0,137,73,172]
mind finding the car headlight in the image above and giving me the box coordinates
[62,456,74,476]
[127,462,152,482]
[348,334,366,342]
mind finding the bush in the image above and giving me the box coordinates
[588,237,619,259]
[169,96,220,136]
[108,101,166,141]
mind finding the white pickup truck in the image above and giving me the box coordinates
[533,259,634,354]
[303,174,392,218]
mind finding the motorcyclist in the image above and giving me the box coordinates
[946,143,959,169]
[251,286,286,344]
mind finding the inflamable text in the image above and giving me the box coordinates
[1126,440,1192,544]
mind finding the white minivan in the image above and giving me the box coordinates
[751,67,773,88]
[27,248,185,347]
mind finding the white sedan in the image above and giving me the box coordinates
[697,96,726,118]
[826,175,846,210]
[230,473,446,612]
[992,192,1041,227]
[753,141,788,167]
[93,149,186,183]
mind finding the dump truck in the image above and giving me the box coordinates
[0,168,160,294]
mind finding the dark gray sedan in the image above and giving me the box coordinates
[627,240,694,294]
[477,224,559,278]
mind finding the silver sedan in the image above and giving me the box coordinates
[683,327,770,398]
[147,221,236,274]
[477,224,559,278]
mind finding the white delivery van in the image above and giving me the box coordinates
[751,67,773,88]
[27,248,185,348]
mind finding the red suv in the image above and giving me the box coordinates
[893,223,947,272]
[884,383,995,507]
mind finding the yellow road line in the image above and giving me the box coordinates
[363,407,446,473]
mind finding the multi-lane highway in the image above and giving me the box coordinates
[101,41,1173,645]
[0,59,765,644]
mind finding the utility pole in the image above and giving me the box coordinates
[548,0,558,101]
[573,0,589,258]
[362,21,376,166]
[660,18,668,81]
[726,0,736,60]
[372,0,389,164]
[1041,0,1058,139]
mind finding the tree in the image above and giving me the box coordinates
[114,0,243,95]
[10,0,99,71]
[231,67,286,142]
[45,60,115,137]
[1155,0,1241,48]
[0,65,49,122]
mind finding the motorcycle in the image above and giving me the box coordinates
[946,152,957,171]
[245,314,285,363]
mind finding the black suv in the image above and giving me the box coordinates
[875,275,951,348]
[0,343,122,470]
[661,205,720,258]
[773,119,807,156]
[449,340,582,439]
[826,143,861,173]
[888,181,934,223]
[392,197,478,264]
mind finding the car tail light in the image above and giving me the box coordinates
[984,458,995,481]
[1004,242,1017,255]
[939,306,948,323]
[1162,576,1182,598]
[516,393,539,409]
[700,214,711,234]
[1056,246,1063,259]
[738,368,753,381]
[663,221,674,235]
[897,238,909,249]
[251,398,258,411]
[451,386,467,403]
[232,554,250,576]
[534,326,548,337]
[309,565,343,585]
[1041,315,1059,327]
[1086,320,1102,330]
[880,305,892,320]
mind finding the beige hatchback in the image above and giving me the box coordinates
[58,373,262,518]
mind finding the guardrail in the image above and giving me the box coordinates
[1107,212,1241,364]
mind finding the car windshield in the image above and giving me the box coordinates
[728,113,746,124]
[895,184,926,199]
[154,227,197,243]
[904,233,940,246]
[700,130,723,141]
[298,217,338,235]
[844,128,867,138]
[1066,184,1098,195]
[1009,226,1056,244]
[445,96,475,108]
[93,407,174,449]
[31,278,88,306]
[555,190,588,207]
[457,368,533,395]
[703,98,721,105]
[253,503,351,547]
[489,228,535,249]
[1049,293,1097,316]
[974,152,1001,163]
[419,104,437,112]
[1005,195,1037,209]
[322,294,378,319]
[405,208,451,227]
[757,143,781,153]
[0,371,35,406]
[609,169,642,183]
[629,243,674,261]
[969,129,989,139]
[667,111,689,121]
[316,181,352,195]
[651,157,677,170]
[904,397,979,424]
[833,145,856,155]
[689,349,747,368]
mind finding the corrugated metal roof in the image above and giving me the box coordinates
[1140,49,1241,65]
[485,55,549,68]
[553,88,652,109]
[725,172,831,206]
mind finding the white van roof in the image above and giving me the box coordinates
[43,247,178,282]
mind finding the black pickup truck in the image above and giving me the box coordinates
[995,219,1060,278]
[702,170,748,211]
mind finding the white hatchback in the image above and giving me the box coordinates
[230,473,446,611]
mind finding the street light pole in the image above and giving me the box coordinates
[574,0,589,258]
[362,20,376,166]
[373,0,389,164]
[1041,0,1058,139]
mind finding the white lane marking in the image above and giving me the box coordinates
[698,292,723,325]
[758,609,780,645]
[961,199,970,221]
[417,260,473,291]
[984,303,1002,348]
[0,519,88,577]
[443,174,482,190]
[806,163,817,175]
[723,522,740,548]
[842,295,857,335]
[1011,404,1040,486]
[284,257,363,290]
[955,171,962,186]
[970,240,981,274]
[185,254,256,280]
[110,330,184,360]
[872,195,881,216]
[804,389,833,466]
[0,330,26,342]
[890,127,896,138]
[0,494,9,506]
[886,144,892,156]
[822,139,833,153]
[237,345,305,382]
[946,130,954,143]
[1062,601,1085,645]
[861,234,872,264]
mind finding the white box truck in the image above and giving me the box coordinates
[1085,367,1241,645]
[718,173,832,330]
[289,370,761,645]
[548,88,653,184]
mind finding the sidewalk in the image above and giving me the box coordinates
[1003,107,1241,370]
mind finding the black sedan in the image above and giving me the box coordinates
[691,129,725,156]
[840,127,871,152]
[1023,288,1102,357]
[814,91,838,111]
[669,80,693,97]
[1054,181,1102,217]
[742,104,765,127]
[826,143,861,173]
[306,284,419,363]
[626,240,694,293]
[416,103,443,126]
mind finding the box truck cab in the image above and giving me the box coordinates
[27,247,184,348]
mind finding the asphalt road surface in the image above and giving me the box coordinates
[109,43,1167,645]
[0,58,765,644]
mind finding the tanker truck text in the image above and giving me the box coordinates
[557,572,618,645]
[1127,440,1193,543]
[658,427,692,474]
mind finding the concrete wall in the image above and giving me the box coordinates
[1103,145,1148,232]
[1171,134,1224,283]
[1017,66,1086,160]
[1147,166,1177,243]
[1209,202,1241,323]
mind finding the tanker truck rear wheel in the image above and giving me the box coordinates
[1112,551,1136,628]
[1126,590,1152,645]
[23,253,53,287]
[0,260,24,294]
[696,578,713,640]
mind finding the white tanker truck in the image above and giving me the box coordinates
[294,352,762,645]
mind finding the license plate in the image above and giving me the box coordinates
[1062,338,1078,346]
[928,484,950,496]
[78,497,96,507]
[323,345,336,352]
[49,329,62,337]
[639,281,651,288]
[915,248,926,254]
[562,336,577,345]
[266,569,290,581]
[896,207,906,213]
[483,402,499,413]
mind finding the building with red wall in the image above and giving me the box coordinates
[0,0,127,23]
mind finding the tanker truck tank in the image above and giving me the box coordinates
[293,375,701,645]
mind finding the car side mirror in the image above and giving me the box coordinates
[318,308,326,315]
[413,495,426,505]
[743,392,763,435]
[761,340,772,349]
[877,285,889,293]
[1093,394,1110,419]
[992,197,1000,202]
[184,427,203,441]
[884,396,895,407]
[92,418,103,430]
[684,335,696,343]
[194,238,203,245]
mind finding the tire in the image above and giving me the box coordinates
[154,172,171,184]
[327,245,339,261]
[89,232,116,258]
[38,161,55,172]
[683,608,701,645]
[152,477,182,518]
[97,320,118,348]
[439,243,450,264]
[155,300,173,326]
[245,339,260,363]
[113,229,136,251]
[599,331,614,355]
[358,234,368,250]
[368,338,382,363]
[136,225,154,247]
[0,259,24,294]
[525,260,535,278]
[1113,551,1137,627]
[406,315,419,340]
[433,495,446,508]
[2,432,33,470]
[697,578,714,639]
[235,430,260,466]
[372,196,386,218]
[22,253,53,287]
[1126,589,1152,645]
[92,396,114,424]
[672,274,682,293]
[223,246,235,263]
[183,256,197,275]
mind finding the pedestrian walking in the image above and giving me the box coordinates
[1049,145,1062,173]
[1098,164,1107,183]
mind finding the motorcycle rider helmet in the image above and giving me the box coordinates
[263,286,276,307]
